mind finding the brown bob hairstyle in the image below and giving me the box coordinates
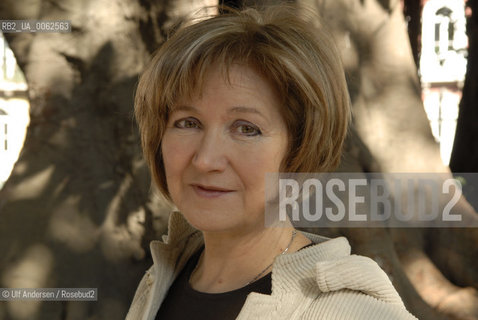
[134,5,351,200]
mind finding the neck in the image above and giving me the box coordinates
[189,225,310,293]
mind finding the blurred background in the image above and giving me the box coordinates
[0,0,477,319]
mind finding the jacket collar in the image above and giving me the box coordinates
[149,211,351,296]
[149,211,201,266]
[271,235,350,295]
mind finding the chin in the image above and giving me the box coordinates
[180,207,240,232]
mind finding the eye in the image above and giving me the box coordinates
[174,117,200,129]
[234,121,262,136]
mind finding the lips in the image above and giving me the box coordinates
[191,184,234,198]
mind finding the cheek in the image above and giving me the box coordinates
[161,135,191,185]
[238,143,286,192]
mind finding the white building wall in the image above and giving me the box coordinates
[0,32,30,189]
[420,0,467,165]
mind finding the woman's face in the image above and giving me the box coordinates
[161,64,288,234]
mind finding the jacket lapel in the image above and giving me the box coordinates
[143,212,203,320]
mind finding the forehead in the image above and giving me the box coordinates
[173,63,281,109]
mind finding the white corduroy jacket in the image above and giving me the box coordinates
[126,212,417,320]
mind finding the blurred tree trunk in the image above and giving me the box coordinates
[403,0,422,68]
[450,0,478,173]
[0,0,477,320]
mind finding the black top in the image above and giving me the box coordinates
[155,243,315,319]
[154,247,272,320]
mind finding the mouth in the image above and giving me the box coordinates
[191,184,234,198]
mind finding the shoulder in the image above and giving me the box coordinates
[271,236,417,319]
[125,266,155,320]
[305,289,418,319]
[126,213,203,320]
[314,254,403,305]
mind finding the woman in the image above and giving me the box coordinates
[127,4,417,320]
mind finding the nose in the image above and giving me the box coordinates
[192,128,228,172]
